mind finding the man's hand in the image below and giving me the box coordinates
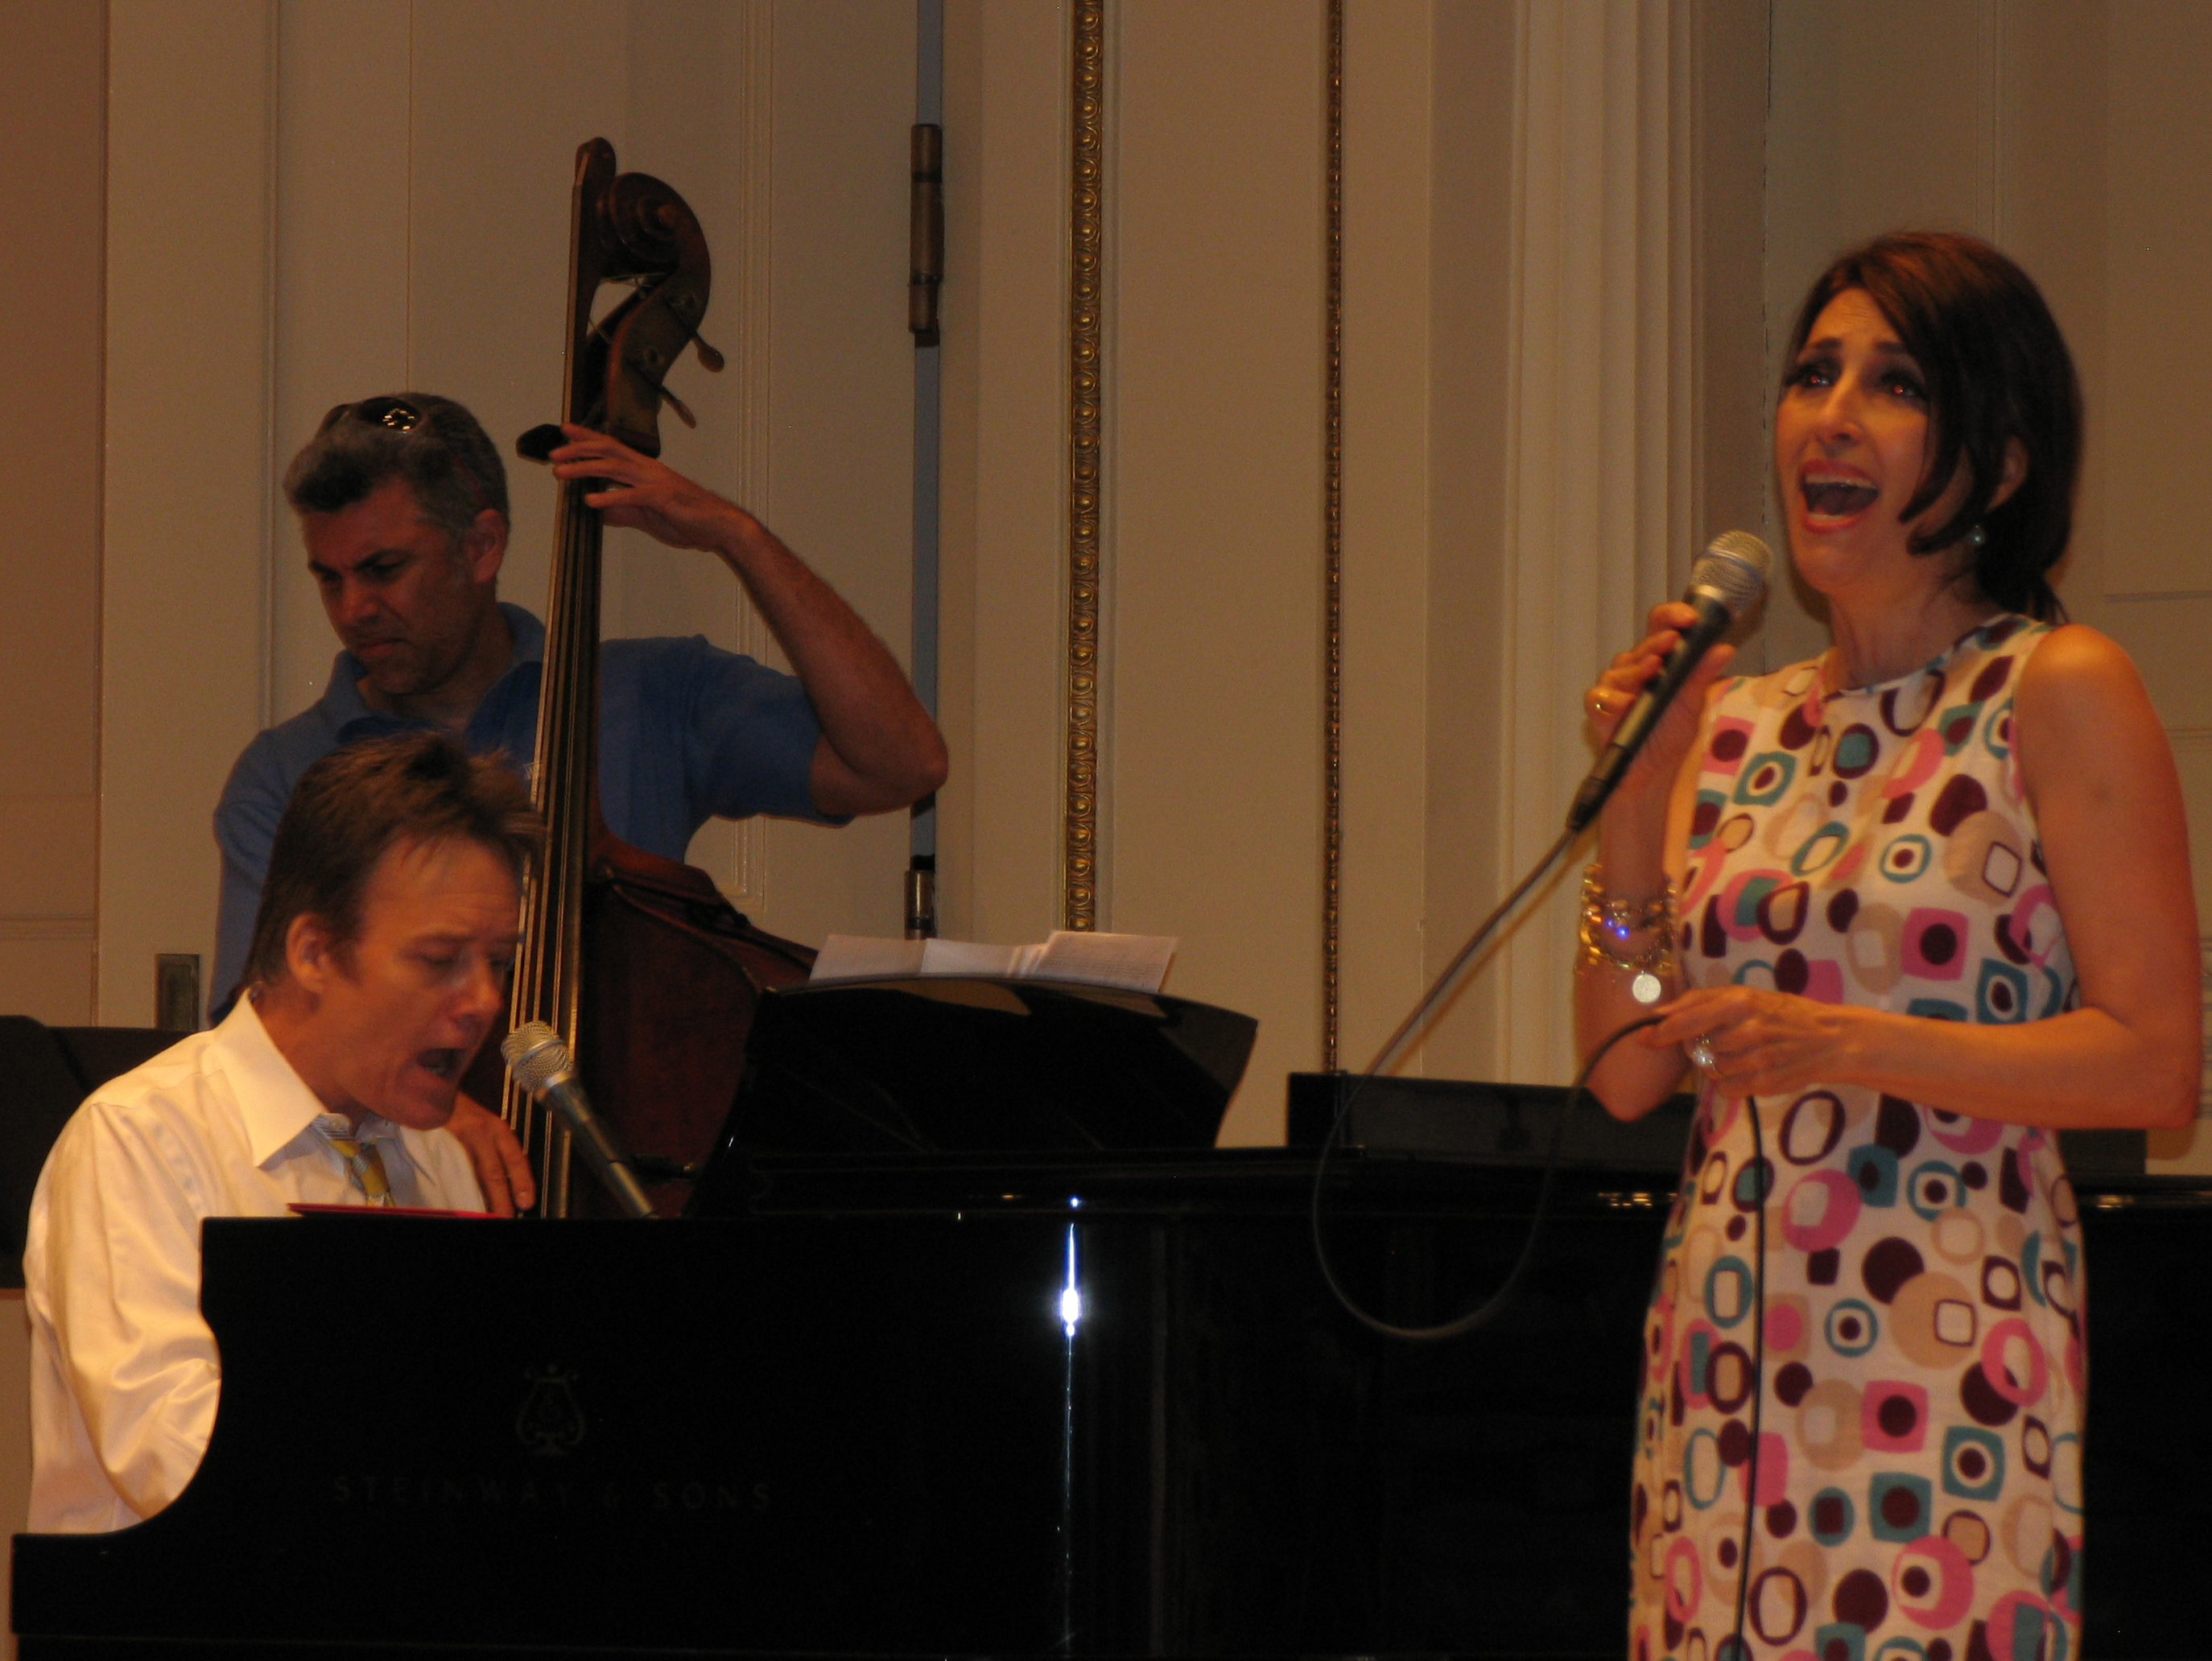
[547,425,752,551]
[547,425,947,816]
[445,1094,536,1216]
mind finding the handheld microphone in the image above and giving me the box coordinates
[500,1022,656,1220]
[1566,531,1772,832]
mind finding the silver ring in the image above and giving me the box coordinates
[1687,1035,1716,1072]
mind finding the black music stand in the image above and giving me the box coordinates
[689,976,1257,1214]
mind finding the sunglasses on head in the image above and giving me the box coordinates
[348,396,423,433]
[319,396,494,519]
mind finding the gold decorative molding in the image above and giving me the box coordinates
[1063,0,1105,932]
[1322,0,1344,1066]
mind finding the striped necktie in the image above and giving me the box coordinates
[314,1117,394,1207]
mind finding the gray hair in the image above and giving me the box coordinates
[283,392,510,543]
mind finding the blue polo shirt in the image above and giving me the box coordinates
[212,603,831,1011]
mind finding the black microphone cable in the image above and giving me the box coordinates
[1307,817,1638,1342]
[1308,1008,1660,1342]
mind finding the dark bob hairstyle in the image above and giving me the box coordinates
[1784,231,2081,621]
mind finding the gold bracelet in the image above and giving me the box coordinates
[1578,864,1677,1005]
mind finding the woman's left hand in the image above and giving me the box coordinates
[1642,986,1867,1098]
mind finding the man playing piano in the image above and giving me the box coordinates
[26,732,538,1531]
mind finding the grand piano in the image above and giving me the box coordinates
[14,979,2210,1659]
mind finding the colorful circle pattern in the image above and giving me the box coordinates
[1629,617,2083,1661]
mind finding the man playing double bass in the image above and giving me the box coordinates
[213,394,947,1211]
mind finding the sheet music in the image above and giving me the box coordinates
[1030,930,1178,993]
[807,930,1177,993]
[918,938,1025,977]
[810,934,926,981]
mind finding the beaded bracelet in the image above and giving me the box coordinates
[1577,864,1678,1004]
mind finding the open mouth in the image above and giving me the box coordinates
[1801,477,1879,519]
[416,1047,462,1082]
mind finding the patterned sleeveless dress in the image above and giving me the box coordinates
[1628,616,2084,1661]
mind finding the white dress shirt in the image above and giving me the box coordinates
[23,995,484,1532]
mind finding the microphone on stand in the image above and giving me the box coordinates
[1566,531,1772,832]
[500,1022,657,1221]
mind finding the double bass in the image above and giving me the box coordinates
[461,138,812,1216]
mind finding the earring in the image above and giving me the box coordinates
[1966,523,1988,550]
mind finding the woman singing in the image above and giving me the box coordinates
[1575,232,2201,1661]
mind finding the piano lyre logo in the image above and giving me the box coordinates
[516,1363,588,1457]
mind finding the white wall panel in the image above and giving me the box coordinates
[1492,0,1688,1086]
[0,939,97,1032]
[937,0,1072,950]
[2102,2,2212,601]
[270,1,412,718]
[0,1,104,1030]
[1110,0,1327,1142]
[1338,0,1436,1074]
[1415,2,1522,1088]
[101,0,276,1025]
[752,0,919,943]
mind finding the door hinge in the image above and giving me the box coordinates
[910,123,943,345]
